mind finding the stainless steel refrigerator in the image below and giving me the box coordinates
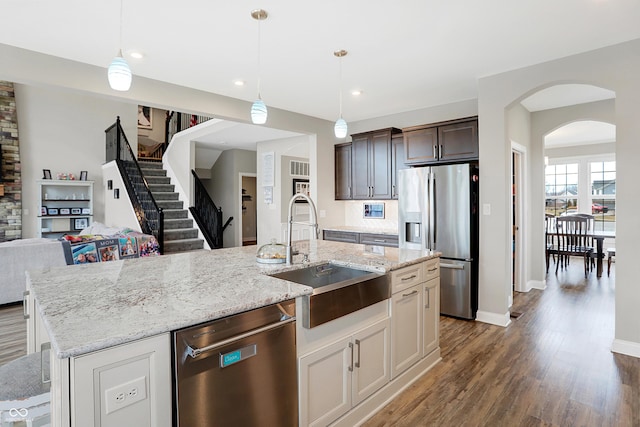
[398,163,479,319]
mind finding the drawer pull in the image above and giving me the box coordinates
[401,274,417,281]
[402,290,418,298]
[23,290,30,319]
[373,239,385,242]
[427,267,438,272]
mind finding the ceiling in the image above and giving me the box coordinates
[1,1,639,126]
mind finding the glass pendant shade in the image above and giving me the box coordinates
[334,117,348,138]
[251,99,268,124]
[108,51,132,91]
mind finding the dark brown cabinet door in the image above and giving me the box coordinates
[351,134,371,199]
[370,131,392,199]
[391,134,407,199]
[334,143,352,200]
[404,127,438,165]
[438,120,478,162]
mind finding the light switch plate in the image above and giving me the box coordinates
[482,203,491,215]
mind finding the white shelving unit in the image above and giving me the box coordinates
[38,179,94,238]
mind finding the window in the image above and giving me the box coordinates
[545,163,578,216]
[590,161,616,232]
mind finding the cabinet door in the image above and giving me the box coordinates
[423,277,440,356]
[438,120,478,162]
[299,337,352,427]
[352,319,390,406]
[391,284,422,378]
[335,143,352,200]
[404,127,438,165]
[391,134,406,199]
[369,131,392,199]
[323,230,360,244]
[351,135,371,199]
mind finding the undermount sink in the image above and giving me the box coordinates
[271,263,389,329]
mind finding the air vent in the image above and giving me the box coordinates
[290,160,309,177]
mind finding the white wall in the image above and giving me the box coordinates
[207,149,256,247]
[478,39,640,357]
[14,84,137,237]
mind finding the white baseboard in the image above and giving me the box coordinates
[528,280,546,291]
[475,310,511,327]
[611,339,640,359]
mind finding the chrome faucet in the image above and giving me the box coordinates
[286,193,319,264]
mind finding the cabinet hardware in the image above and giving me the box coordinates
[440,263,465,270]
[433,144,438,160]
[23,291,30,319]
[374,239,385,243]
[427,267,438,272]
[392,185,396,197]
[438,144,443,159]
[401,274,417,281]
[425,288,430,309]
[348,342,354,372]
[402,290,418,298]
[355,339,361,368]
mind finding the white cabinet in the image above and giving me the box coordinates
[38,180,94,238]
[423,277,440,356]
[24,285,50,355]
[390,284,422,378]
[50,334,172,427]
[299,319,389,427]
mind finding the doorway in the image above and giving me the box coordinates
[240,174,257,246]
[511,143,527,295]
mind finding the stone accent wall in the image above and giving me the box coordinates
[0,81,22,242]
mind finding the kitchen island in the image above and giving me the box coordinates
[26,240,439,426]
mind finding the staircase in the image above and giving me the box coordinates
[138,160,204,253]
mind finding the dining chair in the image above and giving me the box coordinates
[573,213,598,270]
[545,214,558,272]
[554,215,592,277]
[607,248,616,276]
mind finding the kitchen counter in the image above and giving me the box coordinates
[27,240,437,359]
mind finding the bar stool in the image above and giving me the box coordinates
[607,248,616,276]
[0,349,50,427]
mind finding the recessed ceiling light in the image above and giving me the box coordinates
[128,51,144,59]
[234,80,245,86]
[351,90,362,96]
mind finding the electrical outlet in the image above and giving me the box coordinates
[105,376,147,414]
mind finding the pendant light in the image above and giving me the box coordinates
[334,50,348,138]
[251,9,268,124]
[108,0,132,91]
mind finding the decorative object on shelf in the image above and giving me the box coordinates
[74,218,89,231]
[81,208,91,215]
[40,206,47,216]
[80,171,88,181]
[60,208,71,215]
[71,208,81,215]
[47,208,59,216]
[250,9,268,125]
[107,0,132,91]
[293,178,310,203]
[43,169,52,180]
[333,49,348,138]
[138,106,152,128]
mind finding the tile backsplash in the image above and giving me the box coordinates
[344,200,398,231]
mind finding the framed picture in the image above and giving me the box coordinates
[364,203,385,219]
[81,207,91,215]
[138,106,152,129]
[59,208,71,215]
[43,169,52,180]
[292,178,310,203]
[74,218,89,230]
[40,206,47,216]
[80,171,88,181]
[47,208,59,216]
[71,208,81,215]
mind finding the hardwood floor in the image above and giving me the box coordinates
[0,302,26,366]
[1,262,637,426]
[365,261,640,427]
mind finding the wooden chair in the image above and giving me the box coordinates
[607,248,616,276]
[573,213,598,270]
[555,215,593,277]
[545,214,558,272]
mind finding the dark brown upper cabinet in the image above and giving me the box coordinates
[403,117,478,166]
[334,142,352,200]
[351,128,401,200]
[391,133,407,200]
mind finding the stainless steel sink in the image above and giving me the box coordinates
[271,263,389,328]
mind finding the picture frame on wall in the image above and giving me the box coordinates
[71,208,81,215]
[59,208,71,215]
[80,171,88,181]
[292,179,310,204]
[138,106,152,129]
[74,218,89,230]
[43,169,52,180]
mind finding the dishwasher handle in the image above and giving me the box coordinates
[184,316,296,359]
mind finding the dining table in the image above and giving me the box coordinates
[591,231,615,278]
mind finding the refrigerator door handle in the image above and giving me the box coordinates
[430,173,437,249]
[440,262,465,270]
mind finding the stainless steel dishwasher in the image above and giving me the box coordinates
[173,299,297,426]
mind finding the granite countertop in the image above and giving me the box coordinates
[27,240,438,359]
